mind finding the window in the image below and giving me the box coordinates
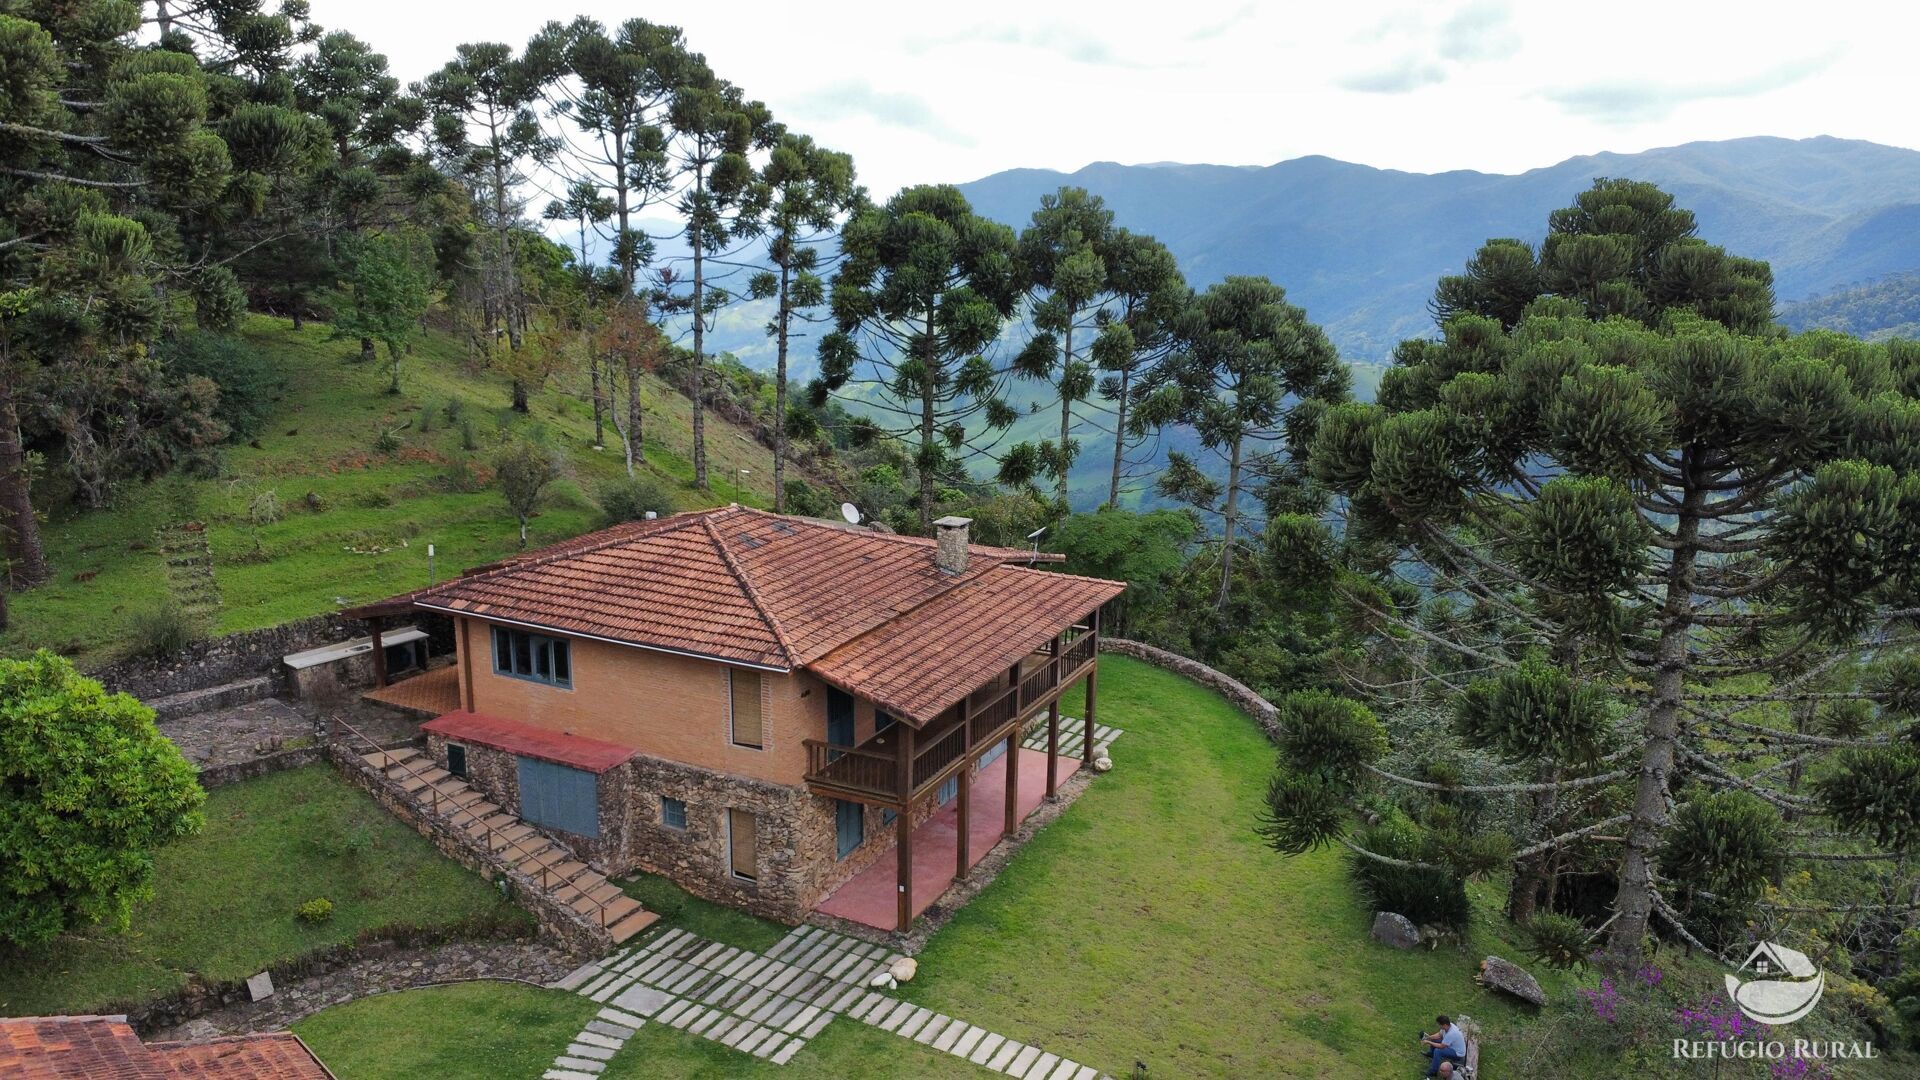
[835,799,864,860]
[517,757,598,838]
[491,627,571,688]
[446,743,468,780]
[729,669,764,748]
[661,796,687,829]
[727,808,758,881]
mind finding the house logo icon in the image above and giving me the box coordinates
[1725,941,1825,1025]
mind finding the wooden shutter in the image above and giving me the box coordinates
[730,669,764,748]
[728,808,757,880]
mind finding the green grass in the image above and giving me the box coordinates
[5,315,789,664]
[0,765,529,1017]
[291,657,1580,1078]
[615,871,788,954]
[294,982,598,1079]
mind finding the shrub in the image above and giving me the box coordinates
[782,478,829,518]
[296,897,335,923]
[596,474,674,525]
[124,603,206,659]
[440,456,489,494]
[154,331,281,440]
[372,423,403,454]
[0,652,205,947]
[1347,818,1472,932]
[247,489,282,525]
[351,489,393,509]
[459,415,477,452]
[1523,912,1594,971]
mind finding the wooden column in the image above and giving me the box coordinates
[1045,700,1060,800]
[1083,610,1101,762]
[896,723,915,932]
[1004,729,1019,837]
[368,615,388,687]
[456,618,475,712]
[956,762,971,878]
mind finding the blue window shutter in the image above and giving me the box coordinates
[517,757,599,838]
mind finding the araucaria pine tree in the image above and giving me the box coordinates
[813,185,1022,533]
[1272,179,1920,955]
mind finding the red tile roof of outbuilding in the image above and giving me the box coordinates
[0,1016,332,1079]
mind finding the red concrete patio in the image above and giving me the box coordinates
[815,745,1082,930]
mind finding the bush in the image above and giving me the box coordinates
[247,489,282,525]
[459,415,477,452]
[596,474,674,525]
[782,478,829,518]
[124,603,206,659]
[0,652,205,948]
[296,897,335,923]
[155,332,282,440]
[1523,912,1594,971]
[1347,818,1472,932]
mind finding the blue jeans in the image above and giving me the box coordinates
[1425,1046,1463,1076]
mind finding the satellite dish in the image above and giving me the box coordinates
[1026,527,1048,541]
[839,502,861,525]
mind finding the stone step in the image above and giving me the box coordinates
[485,823,537,849]
[547,860,591,884]
[607,908,660,944]
[364,747,421,770]
[149,676,277,722]
[450,800,500,827]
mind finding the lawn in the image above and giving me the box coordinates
[4,315,787,665]
[0,765,529,1017]
[295,656,1578,1078]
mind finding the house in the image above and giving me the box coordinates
[0,1014,334,1078]
[347,506,1124,932]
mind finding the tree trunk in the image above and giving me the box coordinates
[291,308,304,331]
[1506,775,1559,922]
[774,264,791,513]
[1107,366,1129,510]
[590,350,606,447]
[1217,434,1243,608]
[1057,322,1074,512]
[511,380,529,413]
[919,307,937,534]
[359,336,376,364]
[0,369,50,587]
[388,347,401,394]
[1609,449,1703,953]
[627,355,644,471]
[690,200,708,490]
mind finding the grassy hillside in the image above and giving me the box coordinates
[5,315,797,665]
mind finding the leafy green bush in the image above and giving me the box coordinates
[155,331,281,440]
[1346,818,1472,932]
[296,897,335,923]
[1523,912,1593,971]
[596,474,674,525]
[124,603,206,659]
[782,478,829,518]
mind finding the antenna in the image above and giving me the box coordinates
[839,502,861,525]
[1027,525,1047,566]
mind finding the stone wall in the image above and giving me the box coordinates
[327,742,614,956]
[197,746,323,789]
[1099,638,1282,741]
[92,612,455,703]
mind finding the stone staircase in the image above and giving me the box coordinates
[361,747,659,944]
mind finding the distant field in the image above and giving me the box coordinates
[5,316,787,664]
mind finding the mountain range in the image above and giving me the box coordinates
[953,135,1920,360]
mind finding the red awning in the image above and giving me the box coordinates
[422,711,638,774]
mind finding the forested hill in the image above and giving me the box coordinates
[1780,272,1920,340]
[955,136,1920,359]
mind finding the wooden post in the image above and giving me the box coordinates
[369,615,388,688]
[956,762,971,878]
[897,723,915,932]
[1004,730,1019,838]
[457,618,475,712]
[1083,609,1101,763]
[1046,700,1059,800]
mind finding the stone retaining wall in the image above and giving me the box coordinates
[197,745,323,789]
[327,742,614,957]
[1099,638,1282,741]
[92,612,456,703]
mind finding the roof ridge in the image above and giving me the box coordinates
[421,511,705,598]
[701,513,800,668]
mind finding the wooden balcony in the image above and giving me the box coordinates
[804,629,1098,806]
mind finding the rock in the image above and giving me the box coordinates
[888,956,918,983]
[868,971,896,989]
[1478,955,1547,1007]
[1091,754,1113,773]
[175,1019,220,1043]
[1369,911,1421,950]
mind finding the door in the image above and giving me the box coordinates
[938,773,958,806]
[827,687,855,759]
[979,737,1008,770]
[835,799,864,859]
[516,757,599,838]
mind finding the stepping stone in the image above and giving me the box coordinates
[734,1026,773,1054]
[552,1057,605,1073]
[553,960,604,991]
[1071,1066,1100,1080]
[574,1031,624,1051]
[687,1009,724,1036]
[784,1005,821,1035]
[704,1016,738,1042]
[1024,1052,1059,1079]
[771,1037,805,1065]
[912,1014,949,1043]
[951,1026,986,1057]
[933,1020,967,1051]
[721,1020,757,1048]
[655,1001,692,1026]
[878,1000,915,1031]
[1008,1045,1042,1076]
[544,1071,596,1080]
[751,1032,790,1059]
[584,1020,635,1040]
[988,1041,1024,1071]
[566,1043,616,1061]
[596,1007,645,1029]
[896,1008,933,1039]
[801,1010,835,1039]
[970,1033,1006,1065]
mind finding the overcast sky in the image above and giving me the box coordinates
[309,0,1918,197]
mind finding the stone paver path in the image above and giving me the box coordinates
[1021,716,1121,762]
[545,924,1109,1078]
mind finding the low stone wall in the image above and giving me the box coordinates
[197,745,323,789]
[92,612,456,703]
[1099,638,1282,741]
[327,742,614,957]
[120,918,535,1035]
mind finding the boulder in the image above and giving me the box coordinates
[888,956,918,983]
[1092,754,1113,773]
[1369,911,1421,950]
[868,971,896,989]
[1478,956,1547,1007]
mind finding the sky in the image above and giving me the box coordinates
[306,0,1920,199]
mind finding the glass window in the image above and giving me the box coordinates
[491,627,573,688]
[661,796,687,829]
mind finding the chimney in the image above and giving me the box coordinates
[933,516,972,575]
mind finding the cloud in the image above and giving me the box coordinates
[1339,55,1450,94]
[1438,0,1519,62]
[790,79,976,146]
[1185,4,1257,42]
[1545,49,1843,123]
[903,23,1145,68]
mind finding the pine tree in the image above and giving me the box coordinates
[1092,230,1187,508]
[747,134,858,513]
[813,185,1021,533]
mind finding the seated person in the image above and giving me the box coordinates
[1419,1014,1466,1076]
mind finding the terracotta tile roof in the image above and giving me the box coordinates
[404,507,1069,670]
[0,1017,330,1079]
[810,565,1126,725]
[423,711,640,773]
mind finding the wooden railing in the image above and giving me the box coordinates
[803,629,1100,803]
